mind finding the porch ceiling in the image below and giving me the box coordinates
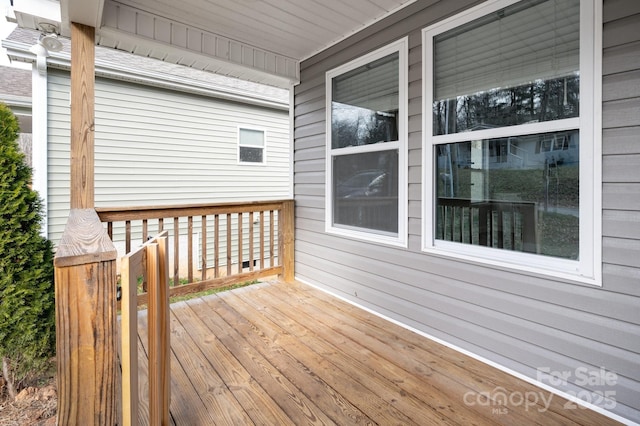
[10,0,416,88]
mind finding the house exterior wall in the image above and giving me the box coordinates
[47,69,290,246]
[293,0,640,422]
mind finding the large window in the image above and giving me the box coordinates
[238,127,265,164]
[326,39,407,246]
[423,0,601,283]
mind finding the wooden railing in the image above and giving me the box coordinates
[120,231,170,426]
[97,200,294,304]
[437,198,539,253]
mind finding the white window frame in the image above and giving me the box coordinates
[421,0,602,285]
[325,38,408,247]
[238,126,266,165]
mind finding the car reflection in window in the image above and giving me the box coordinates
[336,170,389,198]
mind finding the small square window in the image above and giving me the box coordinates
[239,128,265,164]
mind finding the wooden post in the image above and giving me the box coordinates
[54,23,119,424]
[70,23,95,209]
[147,234,171,425]
[278,200,295,282]
[54,210,118,425]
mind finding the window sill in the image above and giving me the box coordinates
[421,241,602,287]
[327,225,407,248]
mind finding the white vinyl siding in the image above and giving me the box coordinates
[47,71,290,243]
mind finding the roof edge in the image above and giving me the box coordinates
[3,38,289,110]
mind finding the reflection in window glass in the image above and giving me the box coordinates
[239,128,264,163]
[435,130,579,259]
[332,52,399,148]
[432,0,580,135]
[240,146,263,163]
[333,150,399,233]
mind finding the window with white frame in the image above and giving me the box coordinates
[423,0,601,283]
[326,38,407,246]
[239,128,265,163]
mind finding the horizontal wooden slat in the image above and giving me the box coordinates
[96,200,289,222]
[132,267,282,307]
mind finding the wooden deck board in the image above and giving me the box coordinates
[128,280,621,425]
[172,301,294,425]
[188,295,343,425]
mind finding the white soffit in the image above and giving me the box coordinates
[12,0,61,33]
[11,0,417,88]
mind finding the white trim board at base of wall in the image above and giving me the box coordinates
[294,276,637,426]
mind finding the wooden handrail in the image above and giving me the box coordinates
[96,200,288,221]
[99,199,295,304]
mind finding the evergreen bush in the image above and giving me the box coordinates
[0,102,55,398]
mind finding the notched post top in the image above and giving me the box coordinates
[54,208,117,267]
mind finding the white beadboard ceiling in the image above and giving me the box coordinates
[11,0,416,88]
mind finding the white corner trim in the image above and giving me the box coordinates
[288,85,295,199]
[30,53,48,238]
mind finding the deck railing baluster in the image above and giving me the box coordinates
[142,219,148,242]
[260,211,265,270]
[96,199,295,305]
[226,213,232,277]
[125,220,131,253]
[269,210,275,268]
[249,212,254,272]
[201,215,207,281]
[238,212,243,274]
[173,217,179,285]
[188,216,193,283]
[214,214,219,278]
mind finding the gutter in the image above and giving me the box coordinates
[2,38,289,111]
[0,94,32,109]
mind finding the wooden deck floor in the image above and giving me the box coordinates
[131,280,620,425]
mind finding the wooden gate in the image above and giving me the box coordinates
[120,231,171,426]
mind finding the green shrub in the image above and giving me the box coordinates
[0,103,55,397]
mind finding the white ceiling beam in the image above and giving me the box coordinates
[60,0,104,35]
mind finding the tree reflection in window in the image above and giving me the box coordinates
[433,75,579,135]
